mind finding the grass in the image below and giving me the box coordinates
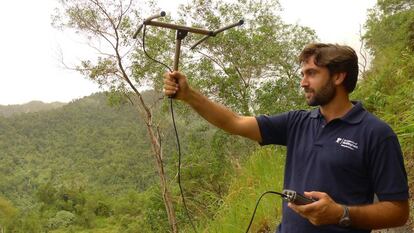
[191,146,286,233]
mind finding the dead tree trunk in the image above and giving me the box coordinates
[119,58,178,233]
[146,121,178,233]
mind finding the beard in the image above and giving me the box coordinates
[304,77,336,106]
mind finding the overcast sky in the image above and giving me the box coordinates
[0,0,376,105]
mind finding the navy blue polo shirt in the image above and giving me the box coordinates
[256,102,409,233]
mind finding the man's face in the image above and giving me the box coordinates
[300,56,336,106]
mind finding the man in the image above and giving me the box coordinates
[163,43,409,232]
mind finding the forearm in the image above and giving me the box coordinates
[164,71,261,141]
[290,192,409,230]
[349,200,409,229]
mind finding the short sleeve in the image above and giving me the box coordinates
[368,135,409,201]
[255,112,289,146]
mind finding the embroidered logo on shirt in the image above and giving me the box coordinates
[336,138,359,151]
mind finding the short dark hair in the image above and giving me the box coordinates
[299,43,359,93]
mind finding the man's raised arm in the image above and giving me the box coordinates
[163,71,262,142]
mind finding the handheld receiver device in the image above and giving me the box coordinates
[282,189,316,205]
[244,190,316,232]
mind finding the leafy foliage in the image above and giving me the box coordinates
[0,195,17,231]
[0,92,256,232]
[0,93,152,231]
[354,0,414,229]
[179,0,317,115]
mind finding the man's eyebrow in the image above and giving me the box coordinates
[301,68,318,76]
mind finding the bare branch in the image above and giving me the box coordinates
[193,48,228,75]
[86,41,117,57]
[358,25,369,77]
[234,66,248,88]
[116,0,133,30]
[71,4,117,50]
[90,0,119,39]
[122,0,134,18]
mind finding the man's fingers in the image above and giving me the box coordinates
[164,78,179,96]
[288,202,309,213]
[164,75,176,82]
[304,191,326,200]
[164,85,178,92]
[288,203,312,219]
[164,78,178,87]
[163,71,188,99]
[164,71,182,81]
[288,202,299,213]
[170,71,184,80]
[163,73,178,87]
[288,199,319,215]
[164,89,177,96]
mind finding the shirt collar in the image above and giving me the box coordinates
[309,101,366,124]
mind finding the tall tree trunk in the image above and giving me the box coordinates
[126,93,178,233]
[146,123,178,233]
[125,90,178,232]
[115,34,179,231]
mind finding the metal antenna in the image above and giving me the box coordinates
[190,20,244,49]
[133,11,244,71]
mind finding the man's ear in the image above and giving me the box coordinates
[334,72,347,85]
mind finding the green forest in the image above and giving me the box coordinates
[0,0,413,232]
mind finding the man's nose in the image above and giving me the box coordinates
[300,76,308,88]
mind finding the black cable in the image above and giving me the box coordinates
[142,25,197,233]
[170,99,197,232]
[244,191,286,233]
[142,25,173,73]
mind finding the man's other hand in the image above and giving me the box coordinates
[288,191,343,226]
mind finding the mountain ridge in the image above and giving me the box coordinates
[0,100,67,117]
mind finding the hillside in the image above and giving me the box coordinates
[0,93,157,202]
[0,101,66,117]
[0,91,256,232]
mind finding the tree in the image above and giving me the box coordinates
[356,0,414,230]
[0,196,17,233]
[53,0,179,232]
[178,0,317,115]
